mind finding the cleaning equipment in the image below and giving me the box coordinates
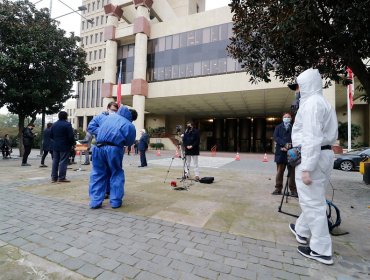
[170,181,177,187]
[235,153,240,161]
[262,153,268,162]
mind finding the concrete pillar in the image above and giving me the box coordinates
[83,115,88,132]
[101,3,123,102]
[131,1,152,138]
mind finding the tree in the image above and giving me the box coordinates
[338,122,362,147]
[228,0,370,101]
[0,0,93,155]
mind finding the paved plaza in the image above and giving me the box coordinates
[0,149,369,279]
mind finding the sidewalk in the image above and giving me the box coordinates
[0,149,369,279]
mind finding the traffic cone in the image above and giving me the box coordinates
[235,152,240,161]
[262,153,268,162]
[156,149,161,156]
[76,151,80,156]
[175,149,180,158]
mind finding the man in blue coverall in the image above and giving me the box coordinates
[89,106,136,209]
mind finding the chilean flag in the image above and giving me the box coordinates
[346,67,354,110]
[117,60,122,107]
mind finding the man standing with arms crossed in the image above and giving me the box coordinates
[288,68,338,265]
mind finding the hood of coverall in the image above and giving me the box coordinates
[117,106,132,122]
[296,68,323,104]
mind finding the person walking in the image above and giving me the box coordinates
[50,111,75,183]
[81,131,93,165]
[182,120,200,181]
[138,129,149,167]
[89,106,136,209]
[288,68,338,265]
[272,113,297,197]
[40,123,53,167]
[22,123,35,166]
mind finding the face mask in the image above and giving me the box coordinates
[108,109,116,114]
[283,118,291,124]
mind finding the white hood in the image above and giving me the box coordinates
[297,68,323,104]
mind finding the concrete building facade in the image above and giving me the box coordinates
[75,0,370,152]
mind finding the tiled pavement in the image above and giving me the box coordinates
[1,150,369,279]
[0,175,369,280]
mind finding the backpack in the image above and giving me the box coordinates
[199,177,214,184]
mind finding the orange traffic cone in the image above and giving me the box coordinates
[156,149,161,156]
[235,152,240,161]
[175,149,180,158]
[262,153,268,162]
[76,151,80,156]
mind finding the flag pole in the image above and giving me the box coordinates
[347,83,351,152]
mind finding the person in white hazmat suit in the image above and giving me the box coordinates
[289,68,338,265]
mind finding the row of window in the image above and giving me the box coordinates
[87,48,106,62]
[77,80,103,109]
[83,32,104,46]
[82,0,110,15]
[81,15,109,31]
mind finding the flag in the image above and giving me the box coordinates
[346,67,354,110]
[117,61,122,107]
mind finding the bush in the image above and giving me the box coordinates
[149,143,164,150]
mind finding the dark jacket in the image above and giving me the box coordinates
[42,127,53,151]
[22,127,34,146]
[273,122,292,164]
[138,133,149,151]
[50,120,75,152]
[183,128,200,156]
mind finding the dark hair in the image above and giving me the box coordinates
[107,102,118,110]
[47,123,53,128]
[58,111,68,120]
[129,109,138,121]
[4,134,8,137]
[27,123,35,127]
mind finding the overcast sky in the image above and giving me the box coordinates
[0,0,231,114]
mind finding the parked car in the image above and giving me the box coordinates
[333,148,370,171]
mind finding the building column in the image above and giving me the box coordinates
[101,4,123,101]
[132,0,152,138]
[83,115,88,132]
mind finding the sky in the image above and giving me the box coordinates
[0,0,231,114]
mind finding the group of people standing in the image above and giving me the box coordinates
[272,69,338,265]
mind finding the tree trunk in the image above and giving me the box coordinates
[18,115,25,157]
[40,109,45,156]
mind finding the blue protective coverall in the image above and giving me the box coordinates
[89,107,136,208]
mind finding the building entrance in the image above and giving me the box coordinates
[198,117,281,153]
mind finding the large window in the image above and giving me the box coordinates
[147,23,243,82]
[116,44,135,84]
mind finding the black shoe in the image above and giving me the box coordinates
[81,162,90,165]
[271,189,282,195]
[21,163,31,166]
[39,164,48,168]
[90,204,102,209]
[51,179,57,183]
[290,191,298,198]
[289,224,308,245]
[297,246,333,265]
[58,179,71,183]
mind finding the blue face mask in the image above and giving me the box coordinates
[283,118,291,124]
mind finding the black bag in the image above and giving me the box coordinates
[199,177,214,184]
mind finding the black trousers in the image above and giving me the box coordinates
[140,150,147,166]
[22,145,32,164]
[41,150,53,164]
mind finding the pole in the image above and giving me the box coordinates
[347,81,352,152]
[49,0,53,14]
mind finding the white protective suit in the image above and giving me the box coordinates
[292,68,338,256]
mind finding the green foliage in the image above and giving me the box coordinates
[228,0,370,101]
[0,0,93,154]
[338,122,362,146]
[149,143,164,150]
[147,127,166,137]
[76,128,86,140]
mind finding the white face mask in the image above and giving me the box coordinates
[108,109,116,115]
[283,117,291,124]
